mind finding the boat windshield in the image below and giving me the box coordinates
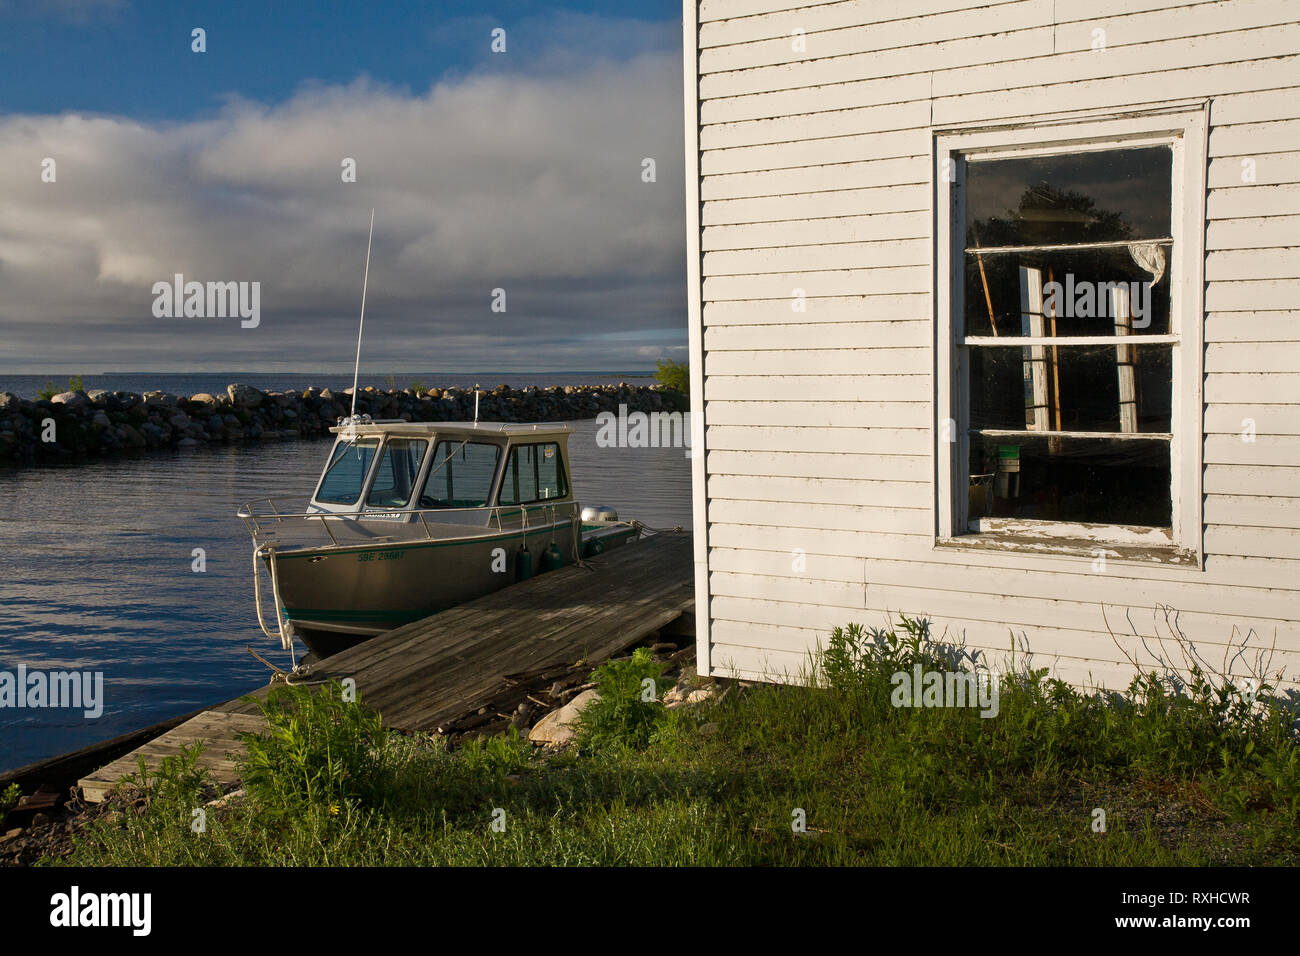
[315,437,379,505]
[366,438,428,509]
[419,440,501,509]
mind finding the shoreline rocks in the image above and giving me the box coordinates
[0,381,685,467]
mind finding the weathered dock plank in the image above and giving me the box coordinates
[220,531,695,731]
[78,710,267,803]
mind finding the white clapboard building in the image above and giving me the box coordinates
[682,0,1300,694]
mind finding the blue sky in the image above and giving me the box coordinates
[0,1,678,119]
[0,0,686,373]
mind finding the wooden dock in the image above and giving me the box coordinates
[79,710,266,803]
[78,531,694,802]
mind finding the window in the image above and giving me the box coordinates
[499,442,568,506]
[419,441,500,508]
[366,438,428,508]
[315,437,379,505]
[935,108,1206,563]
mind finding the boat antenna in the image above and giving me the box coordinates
[474,383,481,424]
[349,208,376,422]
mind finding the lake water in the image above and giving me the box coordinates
[0,418,692,773]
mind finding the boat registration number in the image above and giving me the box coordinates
[358,550,406,562]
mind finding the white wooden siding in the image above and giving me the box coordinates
[686,0,1300,691]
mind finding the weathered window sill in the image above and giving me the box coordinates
[936,522,1198,567]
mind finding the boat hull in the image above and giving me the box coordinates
[267,521,636,658]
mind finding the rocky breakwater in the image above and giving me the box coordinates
[0,381,683,466]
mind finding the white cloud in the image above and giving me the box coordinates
[0,41,686,372]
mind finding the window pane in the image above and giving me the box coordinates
[968,434,1170,527]
[366,439,427,508]
[965,146,1171,248]
[964,248,1172,337]
[969,343,1171,434]
[500,443,568,506]
[501,447,536,506]
[419,441,500,508]
[536,443,566,500]
[316,438,378,505]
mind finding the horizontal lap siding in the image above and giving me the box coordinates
[693,0,1300,690]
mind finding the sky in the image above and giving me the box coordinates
[0,0,686,373]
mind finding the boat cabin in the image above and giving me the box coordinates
[310,420,573,522]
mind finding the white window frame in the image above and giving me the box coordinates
[933,104,1207,567]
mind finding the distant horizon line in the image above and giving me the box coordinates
[0,368,658,377]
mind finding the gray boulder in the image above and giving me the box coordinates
[528,689,601,746]
[117,424,146,448]
[227,383,265,408]
[104,391,141,410]
[50,390,91,408]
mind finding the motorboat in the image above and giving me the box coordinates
[238,417,638,658]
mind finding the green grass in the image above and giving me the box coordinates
[0,782,20,818]
[575,647,672,753]
[35,375,84,401]
[51,621,1300,866]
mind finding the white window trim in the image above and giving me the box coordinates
[932,104,1208,568]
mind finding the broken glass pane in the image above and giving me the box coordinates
[968,343,1172,434]
[967,433,1171,527]
[964,246,1172,337]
